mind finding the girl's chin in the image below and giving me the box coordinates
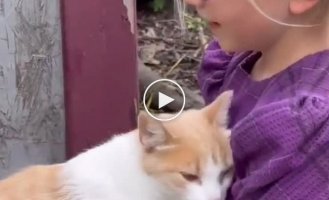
[212,37,248,53]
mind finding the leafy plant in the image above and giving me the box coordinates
[184,13,207,31]
[151,0,166,12]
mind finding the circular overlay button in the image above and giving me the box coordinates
[143,79,185,121]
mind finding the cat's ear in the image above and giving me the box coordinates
[138,111,172,152]
[203,90,233,129]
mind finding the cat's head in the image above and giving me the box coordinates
[138,91,234,200]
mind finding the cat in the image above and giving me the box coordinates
[0,90,234,200]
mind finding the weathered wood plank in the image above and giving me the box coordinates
[0,0,65,178]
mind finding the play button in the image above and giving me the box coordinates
[143,79,185,121]
[158,92,174,109]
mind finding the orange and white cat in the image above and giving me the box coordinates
[0,91,234,200]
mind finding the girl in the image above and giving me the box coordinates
[181,0,329,199]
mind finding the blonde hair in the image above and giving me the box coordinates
[174,0,186,31]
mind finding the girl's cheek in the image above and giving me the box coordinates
[183,0,203,7]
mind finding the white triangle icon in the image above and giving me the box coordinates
[158,92,174,109]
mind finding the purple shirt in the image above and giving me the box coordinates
[198,40,329,200]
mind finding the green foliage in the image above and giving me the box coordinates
[151,0,166,12]
[184,13,207,31]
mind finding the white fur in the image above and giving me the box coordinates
[60,131,232,200]
[185,159,233,200]
[61,130,177,200]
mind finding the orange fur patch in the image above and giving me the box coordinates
[0,165,68,200]
[139,91,233,190]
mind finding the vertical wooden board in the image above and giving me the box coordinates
[61,0,138,158]
[0,0,66,178]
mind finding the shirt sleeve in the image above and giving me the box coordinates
[230,95,329,200]
[197,40,234,104]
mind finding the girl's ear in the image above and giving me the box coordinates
[289,0,320,15]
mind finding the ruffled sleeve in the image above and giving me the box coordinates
[197,40,234,104]
[230,95,329,199]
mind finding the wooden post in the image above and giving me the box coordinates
[0,0,65,178]
[61,0,138,158]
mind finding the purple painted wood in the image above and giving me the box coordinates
[60,0,138,158]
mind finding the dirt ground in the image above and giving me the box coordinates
[137,7,212,99]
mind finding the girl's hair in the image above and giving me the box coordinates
[175,0,329,29]
[174,0,186,31]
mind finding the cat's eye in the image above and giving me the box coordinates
[218,167,234,183]
[180,172,200,182]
